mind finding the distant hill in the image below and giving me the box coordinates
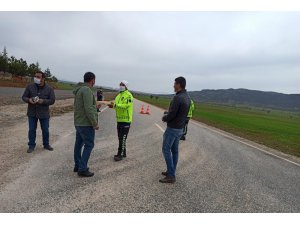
[186,89,300,111]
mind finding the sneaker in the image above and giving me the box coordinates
[27,147,35,153]
[114,155,123,161]
[78,170,94,177]
[159,176,176,184]
[44,145,54,151]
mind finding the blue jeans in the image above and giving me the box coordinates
[74,126,95,172]
[162,127,183,177]
[28,116,50,148]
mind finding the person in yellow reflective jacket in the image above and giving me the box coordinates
[181,99,194,140]
[108,80,133,161]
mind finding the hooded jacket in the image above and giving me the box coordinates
[73,84,98,127]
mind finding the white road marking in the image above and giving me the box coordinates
[191,121,300,168]
[135,99,300,168]
[99,106,109,113]
[61,132,73,139]
[155,123,165,133]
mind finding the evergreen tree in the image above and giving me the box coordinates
[27,63,39,77]
[0,47,58,82]
[0,46,9,72]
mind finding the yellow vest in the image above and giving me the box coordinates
[188,100,194,118]
[113,90,133,123]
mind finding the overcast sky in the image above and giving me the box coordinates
[0,12,299,94]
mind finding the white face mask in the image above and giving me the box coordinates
[34,77,41,85]
[119,86,126,92]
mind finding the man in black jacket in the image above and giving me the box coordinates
[22,71,56,153]
[160,76,190,183]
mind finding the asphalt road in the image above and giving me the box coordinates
[0,87,73,105]
[0,99,300,212]
[0,87,74,98]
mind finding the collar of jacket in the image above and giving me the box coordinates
[81,83,93,89]
[35,83,47,89]
[176,89,186,95]
[120,89,129,94]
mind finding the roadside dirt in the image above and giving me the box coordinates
[0,98,74,189]
[0,98,74,127]
[0,91,117,190]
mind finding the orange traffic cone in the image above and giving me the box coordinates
[145,105,150,115]
[140,105,145,114]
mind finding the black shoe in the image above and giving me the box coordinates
[180,136,186,141]
[78,170,94,177]
[27,147,35,153]
[161,171,168,176]
[114,155,123,161]
[123,154,127,158]
[159,176,176,184]
[44,145,54,151]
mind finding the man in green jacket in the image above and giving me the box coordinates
[181,99,194,140]
[108,80,133,161]
[73,72,99,177]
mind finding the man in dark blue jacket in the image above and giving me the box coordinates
[160,76,190,183]
[22,71,56,153]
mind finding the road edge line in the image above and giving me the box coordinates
[155,123,165,133]
[191,121,300,168]
[135,99,300,168]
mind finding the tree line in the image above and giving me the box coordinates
[0,46,58,82]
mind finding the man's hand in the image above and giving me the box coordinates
[37,99,44,104]
[96,103,102,109]
[93,125,99,130]
[162,114,168,122]
[29,98,37,104]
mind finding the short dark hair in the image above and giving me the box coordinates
[36,71,45,78]
[84,72,96,82]
[175,76,186,89]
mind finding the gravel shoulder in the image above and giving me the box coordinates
[0,98,74,189]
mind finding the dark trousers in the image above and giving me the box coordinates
[28,116,50,148]
[182,118,190,137]
[74,126,95,172]
[117,122,131,156]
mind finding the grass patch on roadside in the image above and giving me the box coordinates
[135,95,300,157]
[53,82,76,90]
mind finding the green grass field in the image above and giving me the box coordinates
[135,95,300,157]
[54,82,76,90]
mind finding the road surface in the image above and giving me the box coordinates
[0,87,74,106]
[0,99,300,212]
[0,87,74,98]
